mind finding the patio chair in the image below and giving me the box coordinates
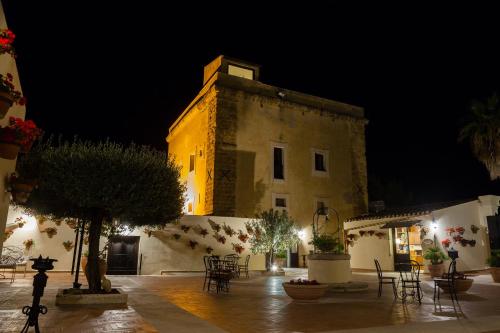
[239,255,250,278]
[433,260,458,302]
[208,257,232,293]
[224,254,240,278]
[0,255,17,283]
[374,259,397,298]
[398,260,423,304]
[203,255,213,291]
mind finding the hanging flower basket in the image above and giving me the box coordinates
[62,240,74,252]
[23,238,34,251]
[0,141,20,159]
[0,73,26,119]
[232,243,245,254]
[42,227,57,238]
[0,117,41,159]
[0,29,16,57]
[8,173,37,203]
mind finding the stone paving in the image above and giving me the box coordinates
[1,269,500,332]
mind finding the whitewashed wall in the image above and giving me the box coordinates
[3,207,265,274]
[0,5,27,253]
[345,195,498,272]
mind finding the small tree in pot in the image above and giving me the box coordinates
[423,246,448,277]
[487,250,500,283]
[247,209,300,271]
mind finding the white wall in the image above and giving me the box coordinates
[345,196,499,272]
[0,4,27,253]
[3,207,265,274]
[346,226,393,271]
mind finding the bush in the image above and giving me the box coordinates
[423,246,448,265]
[310,234,344,253]
[487,250,500,267]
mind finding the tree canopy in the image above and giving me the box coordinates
[246,209,300,269]
[18,139,184,226]
[459,92,500,180]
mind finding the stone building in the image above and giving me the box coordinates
[167,55,368,259]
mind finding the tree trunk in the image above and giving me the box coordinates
[87,213,103,292]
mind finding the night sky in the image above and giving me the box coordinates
[3,2,500,207]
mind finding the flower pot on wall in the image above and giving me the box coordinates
[0,89,14,119]
[491,267,500,283]
[0,142,20,159]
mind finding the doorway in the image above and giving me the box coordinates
[393,226,423,269]
[106,236,140,275]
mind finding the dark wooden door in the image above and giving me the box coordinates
[106,236,140,275]
[487,216,500,250]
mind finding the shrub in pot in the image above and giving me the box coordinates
[487,250,500,283]
[423,246,448,277]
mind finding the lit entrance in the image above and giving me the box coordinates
[382,221,423,270]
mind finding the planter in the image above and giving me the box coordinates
[0,142,20,159]
[437,278,473,293]
[10,181,36,204]
[282,282,329,300]
[427,263,445,278]
[490,267,500,283]
[81,257,107,285]
[0,90,14,119]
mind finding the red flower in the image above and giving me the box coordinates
[0,117,42,152]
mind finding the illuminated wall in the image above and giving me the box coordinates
[0,5,27,253]
[167,56,368,259]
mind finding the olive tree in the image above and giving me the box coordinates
[17,139,184,292]
[246,209,300,270]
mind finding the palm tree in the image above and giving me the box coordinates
[459,92,500,180]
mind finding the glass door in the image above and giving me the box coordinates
[408,226,423,266]
[394,227,410,270]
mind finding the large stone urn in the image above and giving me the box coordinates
[438,278,474,293]
[81,257,107,285]
[307,253,352,284]
[490,267,500,283]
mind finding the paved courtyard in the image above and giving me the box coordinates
[1,269,500,332]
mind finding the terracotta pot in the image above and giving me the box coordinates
[282,283,329,300]
[0,90,14,119]
[427,263,445,278]
[437,279,473,293]
[490,267,500,283]
[81,257,108,285]
[0,142,20,160]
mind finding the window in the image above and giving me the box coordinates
[189,154,195,172]
[311,149,329,177]
[273,147,284,180]
[272,193,289,212]
[314,198,330,216]
[315,153,326,171]
[228,64,254,80]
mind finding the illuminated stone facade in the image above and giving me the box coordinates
[167,56,368,254]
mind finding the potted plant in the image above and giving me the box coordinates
[81,250,108,286]
[423,246,448,277]
[487,250,500,283]
[8,173,37,204]
[23,238,34,251]
[309,234,343,253]
[238,230,249,243]
[282,278,329,300]
[222,223,235,237]
[42,227,58,238]
[0,117,41,159]
[0,73,26,119]
[0,29,16,57]
[188,240,198,249]
[62,240,74,252]
[232,243,245,255]
[437,271,474,293]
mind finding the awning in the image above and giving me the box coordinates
[381,220,421,229]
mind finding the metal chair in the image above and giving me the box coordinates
[374,259,397,298]
[0,255,17,283]
[433,260,459,302]
[202,255,213,291]
[398,260,423,304]
[207,257,232,293]
[224,254,240,278]
[238,255,250,278]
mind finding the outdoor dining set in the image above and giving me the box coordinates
[375,256,462,304]
[203,254,250,293]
